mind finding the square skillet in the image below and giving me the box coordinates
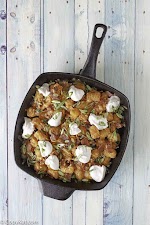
[14,24,131,200]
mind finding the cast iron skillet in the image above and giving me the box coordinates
[14,24,131,200]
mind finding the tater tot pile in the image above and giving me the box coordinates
[21,79,126,183]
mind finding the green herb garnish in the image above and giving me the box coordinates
[24,134,30,139]
[99,121,106,126]
[95,156,105,164]
[43,141,46,147]
[79,109,88,114]
[21,144,27,155]
[49,81,55,85]
[86,132,93,141]
[52,100,66,110]
[36,108,42,113]
[86,84,92,91]
[58,170,65,176]
[91,109,96,114]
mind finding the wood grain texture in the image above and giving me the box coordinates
[7,1,42,224]
[42,1,74,225]
[104,1,135,225]
[0,1,150,224]
[134,1,150,224]
[0,0,7,221]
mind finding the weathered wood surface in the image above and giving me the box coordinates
[7,1,42,224]
[0,0,7,222]
[0,0,150,224]
[134,1,150,225]
[104,1,135,224]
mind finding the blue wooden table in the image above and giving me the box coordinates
[0,0,149,225]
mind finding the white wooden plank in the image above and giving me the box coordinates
[104,1,135,224]
[0,0,7,221]
[43,1,74,225]
[7,1,42,224]
[75,0,88,74]
[85,1,105,225]
[43,0,74,73]
[134,1,150,224]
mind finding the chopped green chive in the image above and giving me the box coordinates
[79,109,88,114]
[99,121,106,126]
[86,132,93,141]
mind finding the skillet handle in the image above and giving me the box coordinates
[40,180,75,200]
[80,24,107,78]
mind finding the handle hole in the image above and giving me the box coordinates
[96,27,104,38]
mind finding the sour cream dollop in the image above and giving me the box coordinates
[89,165,106,182]
[88,113,108,130]
[38,83,50,97]
[75,145,92,163]
[22,117,34,139]
[38,141,53,157]
[69,123,81,135]
[106,95,120,112]
[68,85,84,102]
[45,155,59,170]
[48,112,62,127]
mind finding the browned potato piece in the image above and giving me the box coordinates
[32,117,45,130]
[86,90,101,103]
[89,125,100,139]
[110,122,116,132]
[41,95,52,110]
[34,130,49,141]
[26,142,34,153]
[96,138,106,147]
[70,136,76,144]
[91,149,102,159]
[65,99,74,110]
[84,171,92,180]
[77,101,87,109]
[50,83,63,95]
[102,157,111,166]
[70,108,80,120]
[62,149,72,160]
[74,82,85,90]
[113,114,121,123]
[74,169,84,180]
[49,127,60,136]
[81,137,89,146]
[80,126,86,135]
[30,136,38,147]
[34,162,47,173]
[34,162,40,172]
[107,113,114,122]
[47,168,59,179]
[107,131,119,143]
[34,90,43,103]
[101,92,108,100]
[27,107,36,117]
[60,164,74,174]
[71,146,77,156]
[39,107,54,120]
[79,113,88,123]
[93,103,103,113]
[34,148,42,161]
[104,148,117,158]
[99,128,110,139]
